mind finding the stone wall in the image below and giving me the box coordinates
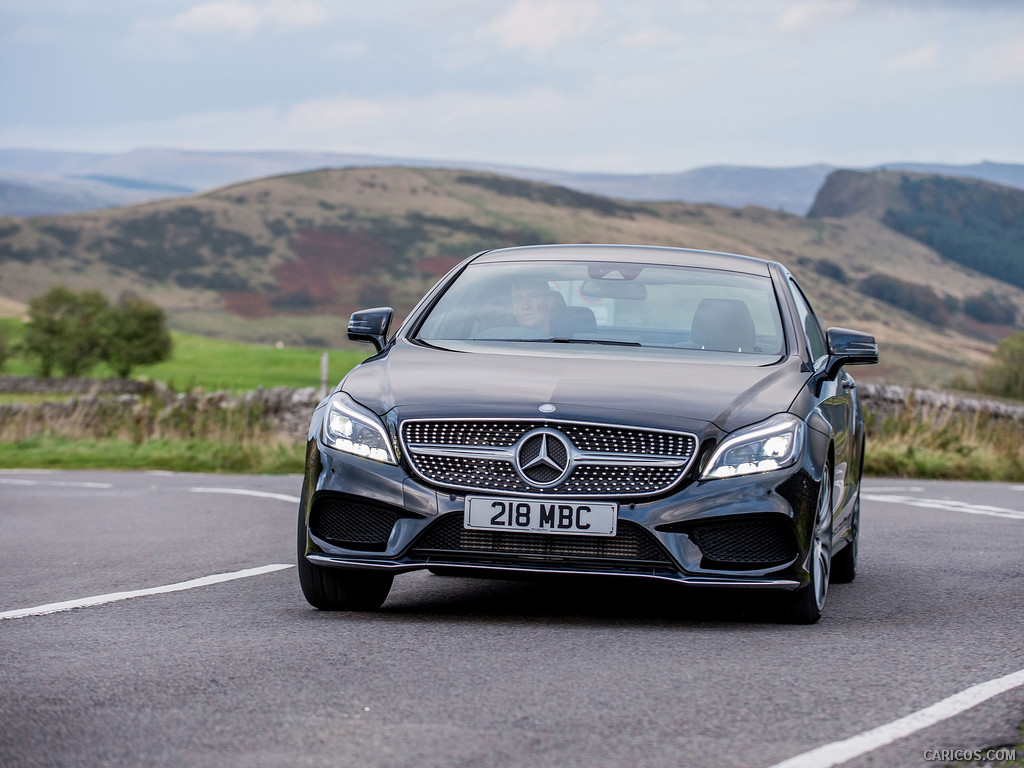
[3,375,1024,444]
[0,381,323,443]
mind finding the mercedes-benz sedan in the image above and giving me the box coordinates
[297,244,878,623]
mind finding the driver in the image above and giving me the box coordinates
[510,278,555,335]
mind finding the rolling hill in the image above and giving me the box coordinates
[1,165,1022,386]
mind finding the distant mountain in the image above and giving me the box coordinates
[1,147,1022,217]
[1,165,1022,386]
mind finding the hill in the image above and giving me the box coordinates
[2,165,1024,386]
[810,169,1024,289]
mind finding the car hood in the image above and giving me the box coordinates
[341,340,809,434]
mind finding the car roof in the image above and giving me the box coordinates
[472,244,773,276]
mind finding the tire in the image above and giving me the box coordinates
[830,490,858,584]
[297,500,393,611]
[784,461,832,624]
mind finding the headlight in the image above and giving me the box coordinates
[322,392,397,464]
[702,413,805,480]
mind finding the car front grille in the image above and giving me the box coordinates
[401,419,697,497]
[409,513,672,566]
[689,519,796,568]
[309,496,404,551]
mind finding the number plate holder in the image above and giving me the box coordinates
[465,496,618,537]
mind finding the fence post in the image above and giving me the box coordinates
[320,352,329,399]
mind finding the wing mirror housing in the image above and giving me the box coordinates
[824,327,879,379]
[348,307,394,353]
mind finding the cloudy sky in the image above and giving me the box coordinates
[1,0,1022,172]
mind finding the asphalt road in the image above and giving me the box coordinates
[1,470,1022,768]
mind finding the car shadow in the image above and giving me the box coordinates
[371,570,802,627]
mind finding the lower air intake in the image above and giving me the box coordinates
[689,519,796,568]
[410,513,672,565]
[309,497,402,551]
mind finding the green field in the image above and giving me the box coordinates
[0,319,368,392]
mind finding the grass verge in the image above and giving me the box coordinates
[0,437,304,474]
[864,407,1024,481]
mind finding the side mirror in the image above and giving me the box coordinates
[348,307,394,353]
[824,327,878,379]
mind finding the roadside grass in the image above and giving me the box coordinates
[0,319,368,392]
[0,437,304,474]
[864,408,1024,482]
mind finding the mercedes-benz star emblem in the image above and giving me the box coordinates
[514,428,572,488]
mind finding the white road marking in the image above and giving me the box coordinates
[767,667,1024,768]
[190,487,300,504]
[861,485,924,493]
[0,478,114,489]
[0,564,294,621]
[863,494,1024,521]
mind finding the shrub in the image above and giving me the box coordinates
[0,325,12,370]
[977,332,1024,399]
[963,291,1017,326]
[858,273,951,326]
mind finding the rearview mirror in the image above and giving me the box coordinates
[580,279,647,300]
[348,307,394,353]
[824,327,878,378]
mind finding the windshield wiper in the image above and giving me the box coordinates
[550,337,643,347]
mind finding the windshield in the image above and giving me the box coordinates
[416,260,785,356]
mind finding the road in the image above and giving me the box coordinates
[1,470,1022,768]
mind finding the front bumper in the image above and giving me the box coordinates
[301,438,823,592]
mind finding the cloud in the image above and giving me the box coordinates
[971,32,1024,81]
[618,27,683,48]
[888,42,939,71]
[169,2,263,34]
[771,0,859,35]
[483,0,603,51]
[168,0,330,35]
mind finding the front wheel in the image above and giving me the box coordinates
[784,461,832,624]
[297,503,393,611]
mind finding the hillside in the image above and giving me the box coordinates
[2,166,1024,385]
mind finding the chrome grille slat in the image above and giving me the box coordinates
[401,418,697,497]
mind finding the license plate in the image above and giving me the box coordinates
[465,496,618,536]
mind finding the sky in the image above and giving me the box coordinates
[1,0,1023,173]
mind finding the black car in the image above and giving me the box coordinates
[297,244,877,623]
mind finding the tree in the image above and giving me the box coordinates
[0,324,12,371]
[102,298,173,378]
[978,332,1024,400]
[22,287,109,377]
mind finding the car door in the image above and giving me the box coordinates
[788,277,856,537]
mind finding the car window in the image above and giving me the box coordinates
[416,260,785,357]
[788,278,827,365]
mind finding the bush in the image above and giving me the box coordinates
[858,273,951,326]
[977,332,1024,399]
[963,291,1017,326]
[0,325,12,370]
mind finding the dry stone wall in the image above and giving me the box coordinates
[3,376,1024,445]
